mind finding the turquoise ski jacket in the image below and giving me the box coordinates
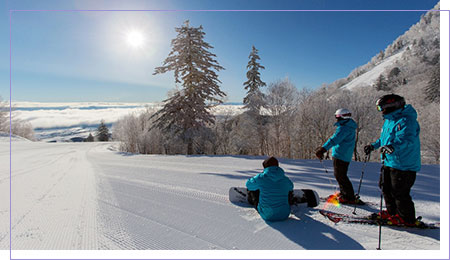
[323,118,357,162]
[246,166,293,221]
[371,104,421,172]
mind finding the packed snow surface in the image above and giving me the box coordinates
[0,140,442,257]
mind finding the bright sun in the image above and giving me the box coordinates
[126,30,145,48]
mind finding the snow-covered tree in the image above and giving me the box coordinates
[85,133,94,142]
[374,74,389,91]
[0,97,8,133]
[265,78,299,158]
[294,88,335,159]
[424,61,440,103]
[11,119,34,140]
[243,46,266,115]
[96,120,109,142]
[0,97,35,140]
[152,20,226,155]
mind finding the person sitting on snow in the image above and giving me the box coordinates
[246,156,294,221]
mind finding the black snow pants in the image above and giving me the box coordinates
[333,158,356,201]
[248,189,295,209]
[247,189,260,209]
[379,166,416,223]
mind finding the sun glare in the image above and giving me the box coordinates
[126,30,145,48]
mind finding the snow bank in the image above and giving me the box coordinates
[0,132,31,142]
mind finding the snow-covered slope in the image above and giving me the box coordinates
[0,140,443,258]
[332,4,439,93]
[341,49,406,90]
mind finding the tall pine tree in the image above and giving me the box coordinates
[243,46,266,115]
[152,20,226,155]
[242,46,267,155]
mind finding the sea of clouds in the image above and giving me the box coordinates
[11,102,243,142]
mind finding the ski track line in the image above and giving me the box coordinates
[0,149,77,183]
[97,173,230,207]
[97,178,292,249]
[95,180,235,249]
[97,198,225,250]
[3,147,98,249]
[9,155,77,249]
[96,186,189,250]
[73,159,98,250]
[36,149,98,250]
[104,184,260,234]
[95,179,141,250]
[89,158,142,250]
[92,152,251,171]
[0,162,72,245]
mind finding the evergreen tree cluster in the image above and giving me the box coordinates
[96,120,110,142]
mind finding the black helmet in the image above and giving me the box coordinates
[262,156,279,168]
[376,94,405,115]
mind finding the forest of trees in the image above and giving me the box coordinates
[112,9,441,164]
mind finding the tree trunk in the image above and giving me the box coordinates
[187,139,194,155]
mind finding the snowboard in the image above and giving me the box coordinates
[229,187,319,208]
[319,209,440,229]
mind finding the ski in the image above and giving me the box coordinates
[319,209,440,229]
[319,197,378,207]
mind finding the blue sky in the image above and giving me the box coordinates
[0,0,442,102]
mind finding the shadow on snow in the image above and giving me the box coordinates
[267,208,365,250]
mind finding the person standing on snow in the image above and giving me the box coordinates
[246,156,294,222]
[364,94,420,226]
[315,108,363,205]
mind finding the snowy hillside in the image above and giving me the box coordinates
[340,49,406,90]
[0,139,445,259]
[331,4,439,92]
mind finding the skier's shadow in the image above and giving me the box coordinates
[266,208,364,250]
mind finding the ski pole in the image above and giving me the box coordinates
[320,159,337,192]
[352,153,370,215]
[376,152,386,250]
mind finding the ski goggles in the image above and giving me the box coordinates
[376,105,383,112]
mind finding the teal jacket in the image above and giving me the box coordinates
[323,119,357,162]
[371,104,421,171]
[246,166,294,221]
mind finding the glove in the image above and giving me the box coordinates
[315,147,327,160]
[363,144,374,155]
[380,145,394,154]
